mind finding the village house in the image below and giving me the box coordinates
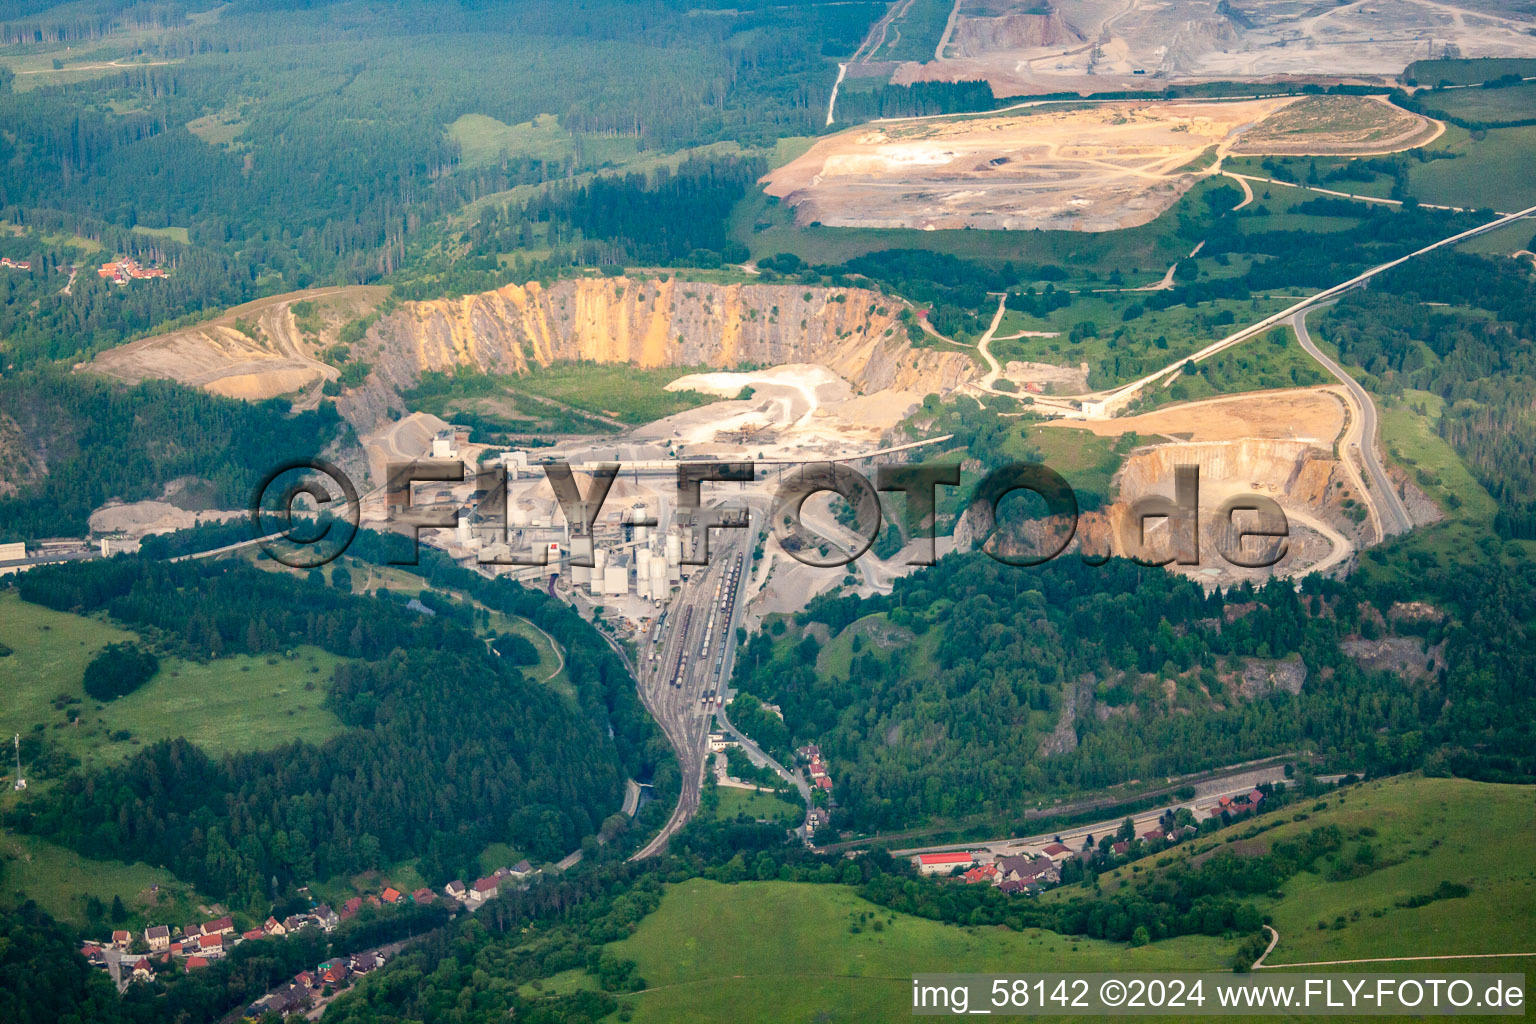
[995,854,1060,888]
[242,928,265,943]
[341,896,363,919]
[350,951,383,974]
[444,880,467,901]
[913,851,974,875]
[319,959,351,987]
[315,904,339,930]
[264,916,285,936]
[805,807,831,837]
[381,886,402,904]
[412,887,435,905]
[0,257,31,270]
[198,932,225,957]
[470,876,500,902]
[509,859,533,877]
[144,925,170,951]
[111,930,131,949]
[130,958,155,983]
[962,863,998,885]
[203,916,235,936]
[185,956,209,971]
[1041,842,1074,862]
[1111,840,1130,856]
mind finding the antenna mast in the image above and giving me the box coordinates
[11,733,24,791]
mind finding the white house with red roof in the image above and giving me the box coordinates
[913,851,974,875]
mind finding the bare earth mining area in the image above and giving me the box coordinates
[764,95,1434,231]
[895,0,1536,97]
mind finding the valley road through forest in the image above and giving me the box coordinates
[1292,308,1413,536]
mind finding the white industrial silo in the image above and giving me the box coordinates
[636,548,653,601]
[631,502,651,546]
[664,532,682,582]
[590,547,607,597]
[648,545,668,600]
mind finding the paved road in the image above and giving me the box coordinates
[1292,309,1413,536]
[716,702,810,805]
[886,765,1290,861]
[815,755,1299,854]
[1032,202,1536,417]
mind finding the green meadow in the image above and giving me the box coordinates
[0,591,347,772]
[1082,775,1536,965]
[576,776,1535,1022]
[0,829,214,930]
[703,786,804,825]
[606,879,1230,1024]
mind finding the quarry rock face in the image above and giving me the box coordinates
[367,277,973,398]
[951,10,1085,57]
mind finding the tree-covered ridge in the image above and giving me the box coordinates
[402,154,766,299]
[1320,251,1536,539]
[0,369,345,542]
[0,0,883,363]
[728,551,1536,833]
[5,554,628,906]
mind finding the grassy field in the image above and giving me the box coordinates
[447,112,579,169]
[130,224,191,244]
[1408,124,1536,213]
[606,879,1231,1023]
[867,0,954,62]
[1149,326,1329,407]
[1406,58,1536,87]
[561,777,1536,1022]
[1417,81,1536,125]
[1081,775,1536,965]
[703,786,804,825]
[513,362,719,424]
[1020,424,1141,508]
[0,592,347,772]
[990,293,1298,391]
[0,829,215,930]
[1376,389,1497,527]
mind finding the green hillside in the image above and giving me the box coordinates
[589,776,1536,1022]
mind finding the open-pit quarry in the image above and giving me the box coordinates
[889,0,1536,97]
[81,269,1420,589]
[765,94,1435,232]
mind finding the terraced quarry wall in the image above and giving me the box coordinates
[87,278,974,434]
[371,278,969,392]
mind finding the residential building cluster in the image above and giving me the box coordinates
[96,256,167,284]
[443,859,534,908]
[912,789,1270,896]
[244,950,389,1019]
[798,743,836,839]
[0,256,31,270]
